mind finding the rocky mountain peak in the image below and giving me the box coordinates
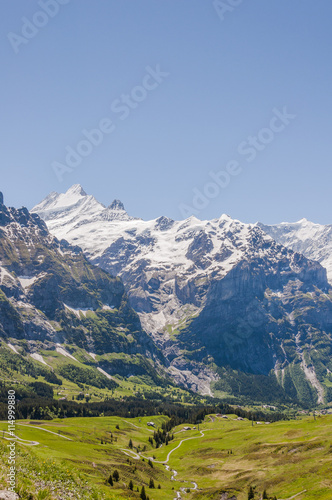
[100,199,137,222]
[108,199,125,211]
[0,192,3,206]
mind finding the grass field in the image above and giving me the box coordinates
[1,413,332,499]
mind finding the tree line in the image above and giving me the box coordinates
[0,387,287,422]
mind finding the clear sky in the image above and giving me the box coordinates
[1,1,331,224]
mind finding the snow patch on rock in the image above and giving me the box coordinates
[55,344,78,362]
[97,367,114,380]
[30,353,50,367]
[18,276,38,289]
[7,343,19,354]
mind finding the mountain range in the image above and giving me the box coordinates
[28,185,332,406]
[0,190,181,406]
[0,185,331,407]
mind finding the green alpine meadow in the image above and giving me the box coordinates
[1,413,332,499]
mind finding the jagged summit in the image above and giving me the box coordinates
[0,192,4,205]
[32,186,138,235]
[108,199,125,211]
[100,198,137,222]
[66,183,87,197]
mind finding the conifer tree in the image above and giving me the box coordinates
[140,485,147,500]
[248,486,255,500]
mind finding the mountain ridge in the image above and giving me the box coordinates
[257,219,332,284]
[0,191,180,399]
[31,185,332,405]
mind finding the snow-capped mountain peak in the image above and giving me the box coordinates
[66,183,87,197]
[31,186,138,238]
[34,186,310,336]
[31,185,104,238]
[257,219,332,283]
[33,184,89,212]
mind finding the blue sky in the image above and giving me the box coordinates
[1,0,331,224]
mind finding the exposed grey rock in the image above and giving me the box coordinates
[0,491,19,500]
[258,219,332,284]
[219,493,237,500]
[155,216,175,231]
[108,199,125,211]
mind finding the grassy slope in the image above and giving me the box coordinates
[0,342,196,405]
[0,416,173,499]
[1,414,332,499]
[168,415,332,500]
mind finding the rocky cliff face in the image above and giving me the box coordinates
[178,250,332,401]
[0,194,163,383]
[32,186,332,404]
[257,219,332,284]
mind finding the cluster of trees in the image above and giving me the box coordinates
[0,396,96,420]
[326,386,332,403]
[107,470,158,499]
[0,389,287,421]
[148,428,174,448]
[0,381,53,403]
[215,368,294,405]
[29,381,53,399]
[0,348,62,384]
[248,486,277,500]
[107,469,119,485]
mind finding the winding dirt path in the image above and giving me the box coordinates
[162,430,206,464]
[122,420,154,433]
[139,429,213,464]
[121,427,214,499]
[1,431,39,446]
[279,490,307,500]
[120,449,140,459]
[16,423,73,441]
